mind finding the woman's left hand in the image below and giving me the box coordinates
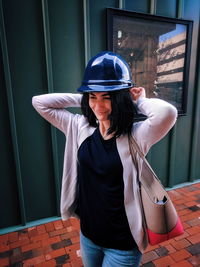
[130,87,146,102]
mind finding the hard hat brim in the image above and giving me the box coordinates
[77,84,133,92]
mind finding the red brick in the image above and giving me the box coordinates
[174,199,188,205]
[21,241,41,252]
[37,224,47,234]
[176,205,187,211]
[71,258,83,267]
[62,263,72,267]
[153,255,175,266]
[61,230,79,241]
[23,255,45,266]
[168,190,182,200]
[18,232,29,241]
[30,233,49,242]
[178,209,192,216]
[45,247,66,260]
[0,234,8,244]
[175,231,189,241]
[182,222,191,230]
[66,226,77,233]
[171,249,191,262]
[65,243,80,254]
[188,255,200,266]
[181,212,198,222]
[164,244,177,254]
[186,233,200,244]
[27,227,38,238]
[187,218,200,227]
[141,251,159,264]
[144,245,159,253]
[157,239,172,246]
[0,244,10,252]
[45,222,55,232]
[71,236,80,244]
[35,259,56,267]
[49,228,67,237]
[53,220,64,230]
[69,218,80,230]
[8,232,19,243]
[41,236,61,247]
[10,238,30,249]
[171,260,193,267]
[62,220,72,228]
[0,257,9,266]
[40,244,52,254]
[186,225,200,235]
[170,239,191,250]
[185,201,199,207]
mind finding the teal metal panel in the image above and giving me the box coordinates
[89,0,118,56]
[83,0,91,64]
[41,0,61,215]
[48,0,85,93]
[125,0,149,13]
[150,136,171,187]
[48,0,86,201]
[2,0,57,222]
[156,0,177,17]
[186,0,200,181]
[0,1,26,226]
[0,47,21,228]
[173,0,200,184]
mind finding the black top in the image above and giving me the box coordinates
[76,127,137,250]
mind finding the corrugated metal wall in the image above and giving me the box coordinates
[0,0,200,232]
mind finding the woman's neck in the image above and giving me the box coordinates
[99,120,114,140]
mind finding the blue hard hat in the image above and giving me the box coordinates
[77,51,133,92]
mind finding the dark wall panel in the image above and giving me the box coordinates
[0,47,21,228]
[90,0,118,56]
[125,0,149,13]
[174,0,200,184]
[2,0,57,222]
[156,0,177,17]
[49,0,85,93]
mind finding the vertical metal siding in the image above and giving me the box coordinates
[0,0,199,232]
[41,0,60,214]
[0,1,26,226]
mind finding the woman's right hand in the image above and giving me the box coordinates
[130,87,146,102]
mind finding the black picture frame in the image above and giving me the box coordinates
[107,8,193,115]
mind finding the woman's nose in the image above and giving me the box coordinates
[96,101,105,109]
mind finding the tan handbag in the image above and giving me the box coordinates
[129,134,184,245]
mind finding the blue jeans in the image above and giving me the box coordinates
[80,232,142,267]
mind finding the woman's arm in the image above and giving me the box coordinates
[32,93,82,133]
[130,87,178,155]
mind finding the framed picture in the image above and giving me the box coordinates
[107,8,193,115]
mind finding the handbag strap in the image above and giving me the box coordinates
[128,134,159,182]
[128,134,145,159]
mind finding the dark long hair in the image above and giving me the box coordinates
[81,89,137,137]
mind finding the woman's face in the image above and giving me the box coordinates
[89,92,112,122]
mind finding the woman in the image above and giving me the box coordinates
[32,51,177,267]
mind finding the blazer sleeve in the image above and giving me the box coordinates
[32,93,82,134]
[133,97,178,155]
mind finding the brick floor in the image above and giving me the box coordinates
[0,183,200,266]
